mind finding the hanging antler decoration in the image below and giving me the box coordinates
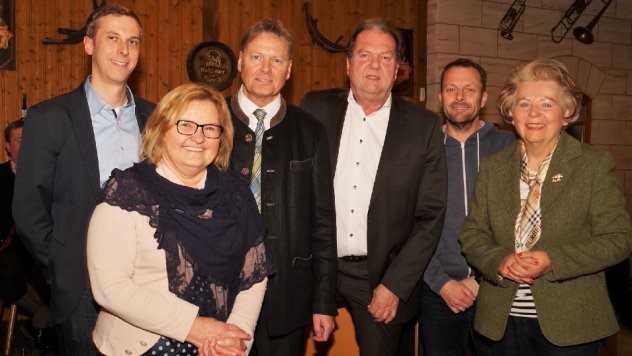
[42,0,107,45]
[303,1,347,53]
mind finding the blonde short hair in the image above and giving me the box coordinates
[140,83,233,171]
[498,59,582,124]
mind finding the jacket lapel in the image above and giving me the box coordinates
[68,85,101,199]
[541,132,582,210]
[369,98,404,207]
[496,144,522,215]
[331,90,351,174]
[134,99,152,132]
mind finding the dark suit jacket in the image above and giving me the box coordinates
[12,83,154,324]
[301,88,447,322]
[228,96,337,336]
[460,132,632,346]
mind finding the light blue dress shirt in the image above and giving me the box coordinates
[84,77,141,188]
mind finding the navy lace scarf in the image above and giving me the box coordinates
[101,161,271,319]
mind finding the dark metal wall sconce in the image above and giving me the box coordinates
[573,0,613,44]
[42,0,106,45]
[498,0,526,40]
[303,1,348,53]
[551,0,612,45]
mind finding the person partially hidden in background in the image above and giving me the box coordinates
[418,58,515,356]
[0,119,53,351]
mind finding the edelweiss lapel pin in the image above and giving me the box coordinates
[551,174,563,183]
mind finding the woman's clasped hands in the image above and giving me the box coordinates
[499,251,552,285]
[187,316,252,356]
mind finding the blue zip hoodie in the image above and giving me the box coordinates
[423,121,515,294]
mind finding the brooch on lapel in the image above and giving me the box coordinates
[551,174,563,183]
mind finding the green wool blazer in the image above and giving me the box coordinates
[460,131,632,346]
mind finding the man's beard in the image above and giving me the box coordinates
[444,113,477,130]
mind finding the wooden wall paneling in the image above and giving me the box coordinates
[168,0,182,93]
[144,1,159,101]
[0,0,423,163]
[181,0,200,85]
[280,0,300,103]
[202,0,218,41]
[44,1,62,100]
[131,0,149,99]
[157,0,171,98]
[31,0,46,104]
[68,1,90,96]
[294,1,312,97]
[23,0,35,103]
[217,0,243,96]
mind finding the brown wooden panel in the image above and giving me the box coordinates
[0,0,421,162]
[211,0,420,105]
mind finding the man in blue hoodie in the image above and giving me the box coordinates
[418,58,515,356]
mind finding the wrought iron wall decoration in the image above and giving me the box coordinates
[303,1,348,53]
[573,0,613,44]
[498,0,526,40]
[42,0,106,45]
[550,0,592,43]
[0,0,15,70]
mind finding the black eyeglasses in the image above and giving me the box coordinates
[175,120,223,139]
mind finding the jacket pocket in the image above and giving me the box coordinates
[290,255,313,321]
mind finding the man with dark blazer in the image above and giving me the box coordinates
[12,5,154,355]
[301,19,447,355]
[228,19,337,355]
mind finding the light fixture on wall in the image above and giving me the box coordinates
[573,0,613,44]
[551,0,592,43]
[498,0,526,40]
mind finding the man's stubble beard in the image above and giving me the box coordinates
[444,112,477,131]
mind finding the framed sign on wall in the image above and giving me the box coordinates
[0,0,15,70]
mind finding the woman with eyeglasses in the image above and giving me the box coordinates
[87,83,274,356]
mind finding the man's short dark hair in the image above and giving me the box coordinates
[4,119,24,142]
[346,19,403,61]
[440,58,487,92]
[239,19,293,58]
[85,4,143,41]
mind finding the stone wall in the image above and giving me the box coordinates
[426,0,632,214]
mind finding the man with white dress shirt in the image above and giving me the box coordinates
[301,18,447,355]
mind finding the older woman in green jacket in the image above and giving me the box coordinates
[460,59,632,356]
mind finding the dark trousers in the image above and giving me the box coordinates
[0,240,28,303]
[54,288,98,356]
[418,282,478,356]
[476,316,603,356]
[250,307,308,356]
[338,259,406,356]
